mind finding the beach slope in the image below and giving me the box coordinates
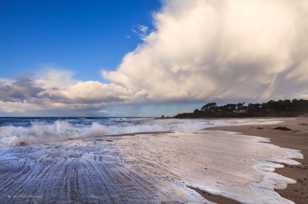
[211,117,308,204]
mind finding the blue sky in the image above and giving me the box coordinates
[0,0,160,81]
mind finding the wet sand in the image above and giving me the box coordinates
[211,117,308,204]
[188,186,242,204]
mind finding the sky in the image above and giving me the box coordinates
[1,0,308,116]
[0,0,160,81]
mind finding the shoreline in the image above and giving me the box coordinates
[206,117,308,204]
[0,117,306,203]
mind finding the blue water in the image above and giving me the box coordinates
[0,117,151,127]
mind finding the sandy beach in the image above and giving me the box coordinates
[210,117,308,204]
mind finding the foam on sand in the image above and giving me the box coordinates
[114,130,302,204]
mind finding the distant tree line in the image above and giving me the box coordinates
[174,99,308,118]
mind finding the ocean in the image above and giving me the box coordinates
[0,117,303,204]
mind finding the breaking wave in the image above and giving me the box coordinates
[0,118,282,146]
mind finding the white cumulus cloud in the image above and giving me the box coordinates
[104,0,308,102]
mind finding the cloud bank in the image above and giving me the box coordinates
[104,0,308,102]
[0,70,128,115]
[1,0,308,115]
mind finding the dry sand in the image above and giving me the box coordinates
[204,117,308,204]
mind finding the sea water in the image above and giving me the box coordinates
[0,117,303,204]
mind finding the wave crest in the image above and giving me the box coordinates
[0,118,282,146]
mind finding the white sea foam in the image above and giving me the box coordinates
[114,130,303,204]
